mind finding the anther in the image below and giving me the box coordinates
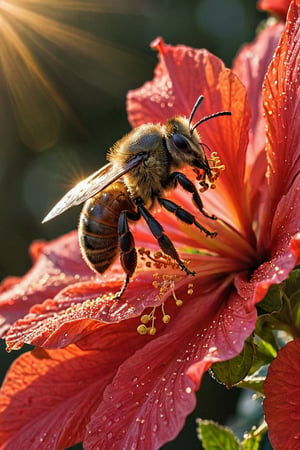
[161,303,171,324]
[162,314,171,324]
[171,281,184,307]
[148,327,157,336]
[137,324,148,335]
[141,314,151,324]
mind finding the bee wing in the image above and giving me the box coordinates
[42,153,146,223]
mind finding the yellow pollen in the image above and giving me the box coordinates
[162,314,171,324]
[161,302,171,324]
[187,282,194,296]
[137,324,148,335]
[140,314,151,324]
[138,247,183,272]
[137,272,195,337]
[194,151,225,191]
[148,327,157,336]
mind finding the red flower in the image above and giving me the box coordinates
[257,0,292,18]
[0,1,299,448]
[264,338,300,449]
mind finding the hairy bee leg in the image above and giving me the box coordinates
[117,210,140,297]
[165,171,217,220]
[136,200,195,276]
[158,197,217,238]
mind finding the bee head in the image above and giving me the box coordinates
[165,95,230,184]
[165,115,210,172]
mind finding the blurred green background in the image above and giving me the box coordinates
[0,0,267,448]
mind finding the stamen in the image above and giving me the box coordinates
[137,276,194,336]
[138,248,179,271]
[187,282,194,295]
[161,303,171,324]
[137,307,157,335]
[193,150,225,192]
[171,284,183,307]
[138,247,188,272]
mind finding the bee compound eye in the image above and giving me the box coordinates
[173,133,188,150]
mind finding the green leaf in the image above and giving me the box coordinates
[197,419,241,450]
[237,375,264,394]
[241,422,268,450]
[258,282,283,314]
[254,315,278,350]
[248,334,277,374]
[256,268,300,339]
[241,432,262,450]
[284,267,300,300]
[211,338,254,386]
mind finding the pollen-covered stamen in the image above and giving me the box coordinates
[137,307,157,335]
[136,274,194,336]
[170,280,183,307]
[138,247,187,271]
[193,151,225,192]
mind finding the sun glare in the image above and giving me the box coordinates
[0,0,143,150]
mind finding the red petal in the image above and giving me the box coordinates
[264,338,300,448]
[259,0,300,250]
[5,234,253,351]
[0,278,257,450]
[233,22,284,176]
[0,323,144,450]
[5,270,172,349]
[235,233,300,309]
[85,281,257,449]
[257,0,292,18]
[0,231,94,338]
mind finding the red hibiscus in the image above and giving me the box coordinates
[264,338,300,449]
[257,0,292,18]
[0,1,299,448]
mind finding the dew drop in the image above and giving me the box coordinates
[107,432,113,440]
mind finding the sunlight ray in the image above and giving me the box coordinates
[0,0,144,149]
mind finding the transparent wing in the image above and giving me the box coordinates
[42,153,146,223]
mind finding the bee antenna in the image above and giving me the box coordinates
[188,95,204,132]
[191,111,232,134]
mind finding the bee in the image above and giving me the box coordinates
[43,95,231,297]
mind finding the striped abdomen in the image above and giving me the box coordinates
[79,181,135,274]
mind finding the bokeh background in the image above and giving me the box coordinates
[0,0,268,448]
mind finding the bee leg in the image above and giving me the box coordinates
[165,172,217,220]
[116,210,140,298]
[135,199,195,276]
[158,197,217,238]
